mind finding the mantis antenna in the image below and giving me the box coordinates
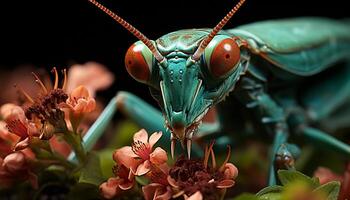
[191,0,246,61]
[88,0,165,63]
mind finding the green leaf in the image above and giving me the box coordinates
[257,193,282,200]
[313,181,340,200]
[311,176,321,185]
[232,193,259,200]
[277,170,320,188]
[97,149,116,179]
[79,152,105,186]
[256,185,283,196]
[38,168,70,183]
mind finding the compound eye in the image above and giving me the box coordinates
[208,38,240,79]
[125,43,152,83]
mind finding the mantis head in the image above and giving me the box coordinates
[88,0,247,157]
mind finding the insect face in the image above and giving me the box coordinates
[88,0,247,156]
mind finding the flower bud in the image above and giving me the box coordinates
[3,152,26,173]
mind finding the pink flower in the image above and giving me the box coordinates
[0,103,25,121]
[314,167,343,185]
[1,104,39,150]
[0,151,37,188]
[66,85,96,115]
[100,164,135,199]
[67,62,114,97]
[0,121,19,156]
[142,163,172,200]
[49,135,72,157]
[314,165,350,200]
[142,183,172,200]
[113,129,167,176]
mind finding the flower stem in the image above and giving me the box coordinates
[51,151,76,169]
[31,146,75,170]
[219,189,227,200]
[63,130,87,164]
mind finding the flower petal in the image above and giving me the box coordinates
[118,180,134,190]
[3,152,26,173]
[149,131,162,148]
[158,163,170,175]
[21,148,35,160]
[154,186,172,200]
[85,99,96,113]
[186,191,203,200]
[128,168,135,180]
[136,160,151,176]
[172,191,185,199]
[113,146,139,171]
[223,163,238,180]
[150,147,168,165]
[142,183,163,200]
[133,129,149,144]
[73,99,88,114]
[14,138,30,151]
[49,135,71,157]
[167,176,179,188]
[99,178,121,199]
[0,104,25,121]
[0,121,19,145]
[71,85,90,99]
[314,167,343,184]
[216,180,235,189]
[67,62,114,97]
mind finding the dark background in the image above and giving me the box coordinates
[0,0,349,102]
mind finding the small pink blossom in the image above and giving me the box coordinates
[0,151,37,188]
[67,62,114,97]
[314,165,350,200]
[66,85,96,115]
[0,103,25,121]
[1,104,39,150]
[49,135,72,157]
[0,121,19,156]
[142,163,171,200]
[314,167,343,184]
[99,164,135,199]
[113,129,167,176]
[142,183,172,200]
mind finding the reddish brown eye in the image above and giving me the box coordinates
[208,38,240,78]
[125,43,151,83]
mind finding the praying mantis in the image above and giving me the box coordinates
[72,0,350,185]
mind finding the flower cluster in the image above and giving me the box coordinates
[0,115,37,188]
[0,66,100,188]
[168,143,238,200]
[100,129,238,200]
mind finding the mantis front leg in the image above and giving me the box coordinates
[236,77,298,185]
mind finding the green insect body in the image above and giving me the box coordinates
[78,0,350,185]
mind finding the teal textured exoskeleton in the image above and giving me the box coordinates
[80,0,350,185]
